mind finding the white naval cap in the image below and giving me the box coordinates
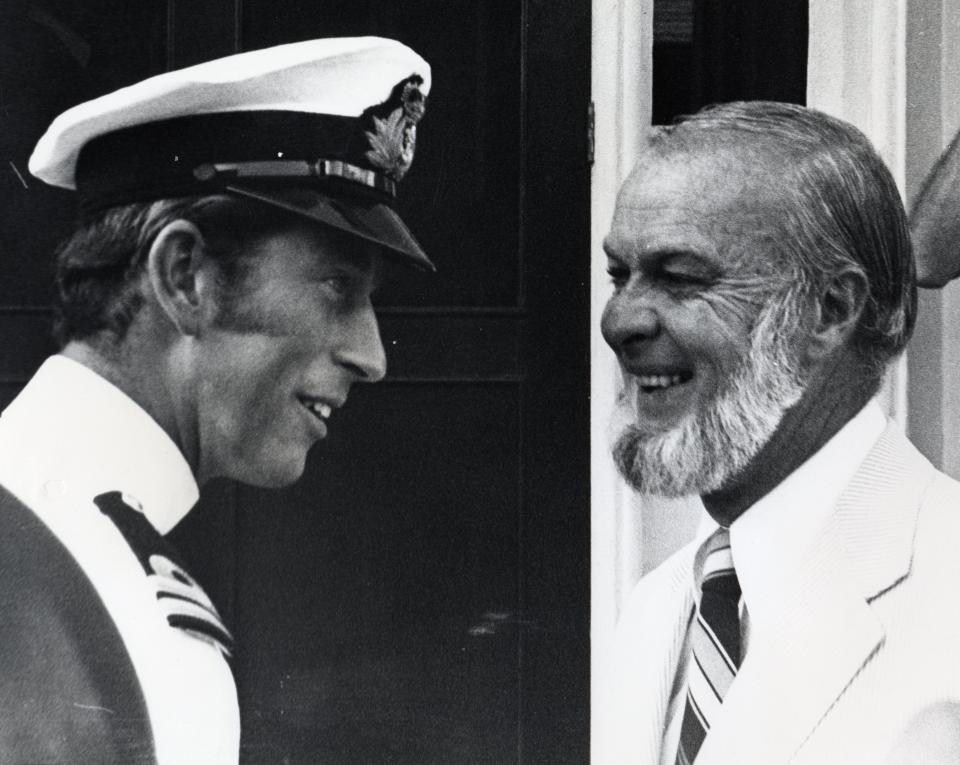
[28,36,435,270]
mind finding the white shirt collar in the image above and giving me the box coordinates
[691,399,887,627]
[0,355,198,534]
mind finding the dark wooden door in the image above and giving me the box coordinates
[652,0,807,124]
[1,2,590,762]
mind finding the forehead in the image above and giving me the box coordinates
[605,151,784,268]
[243,223,382,280]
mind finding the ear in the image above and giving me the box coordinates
[804,266,869,363]
[145,220,209,336]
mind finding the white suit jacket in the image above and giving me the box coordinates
[594,424,960,764]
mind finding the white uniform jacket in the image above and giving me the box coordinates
[0,356,240,764]
[594,423,960,764]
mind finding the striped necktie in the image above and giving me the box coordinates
[675,529,741,765]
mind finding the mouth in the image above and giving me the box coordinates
[297,395,341,430]
[634,371,694,393]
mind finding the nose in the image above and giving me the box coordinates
[335,303,387,383]
[601,290,661,355]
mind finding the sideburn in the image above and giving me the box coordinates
[207,258,285,336]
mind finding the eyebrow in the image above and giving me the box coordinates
[654,248,715,263]
[603,240,715,265]
[340,255,385,294]
[602,239,623,259]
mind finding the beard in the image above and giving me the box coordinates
[610,290,807,498]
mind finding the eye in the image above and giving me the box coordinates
[656,258,719,291]
[660,268,705,286]
[322,275,354,296]
[606,263,629,287]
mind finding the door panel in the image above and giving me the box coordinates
[232,383,523,763]
[0,0,166,408]
[652,0,808,124]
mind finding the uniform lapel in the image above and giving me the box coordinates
[695,424,933,764]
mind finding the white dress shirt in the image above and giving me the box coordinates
[0,355,240,764]
[660,400,888,764]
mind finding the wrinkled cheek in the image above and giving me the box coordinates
[695,292,759,339]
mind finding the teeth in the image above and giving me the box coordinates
[637,374,687,389]
[305,400,333,419]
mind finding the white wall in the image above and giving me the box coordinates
[808,0,960,469]
[589,0,652,749]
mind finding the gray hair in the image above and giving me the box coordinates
[647,101,916,381]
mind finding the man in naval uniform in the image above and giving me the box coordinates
[593,101,960,764]
[0,37,433,764]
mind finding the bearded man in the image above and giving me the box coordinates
[593,101,960,764]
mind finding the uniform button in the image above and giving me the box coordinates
[121,492,144,512]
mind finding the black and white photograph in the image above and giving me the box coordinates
[1,1,959,763]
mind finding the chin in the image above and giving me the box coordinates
[251,470,306,489]
[230,451,309,489]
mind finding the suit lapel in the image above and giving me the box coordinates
[639,559,696,763]
[833,424,933,602]
[696,424,934,763]
[600,546,695,764]
[695,518,883,763]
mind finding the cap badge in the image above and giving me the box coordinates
[364,75,427,181]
